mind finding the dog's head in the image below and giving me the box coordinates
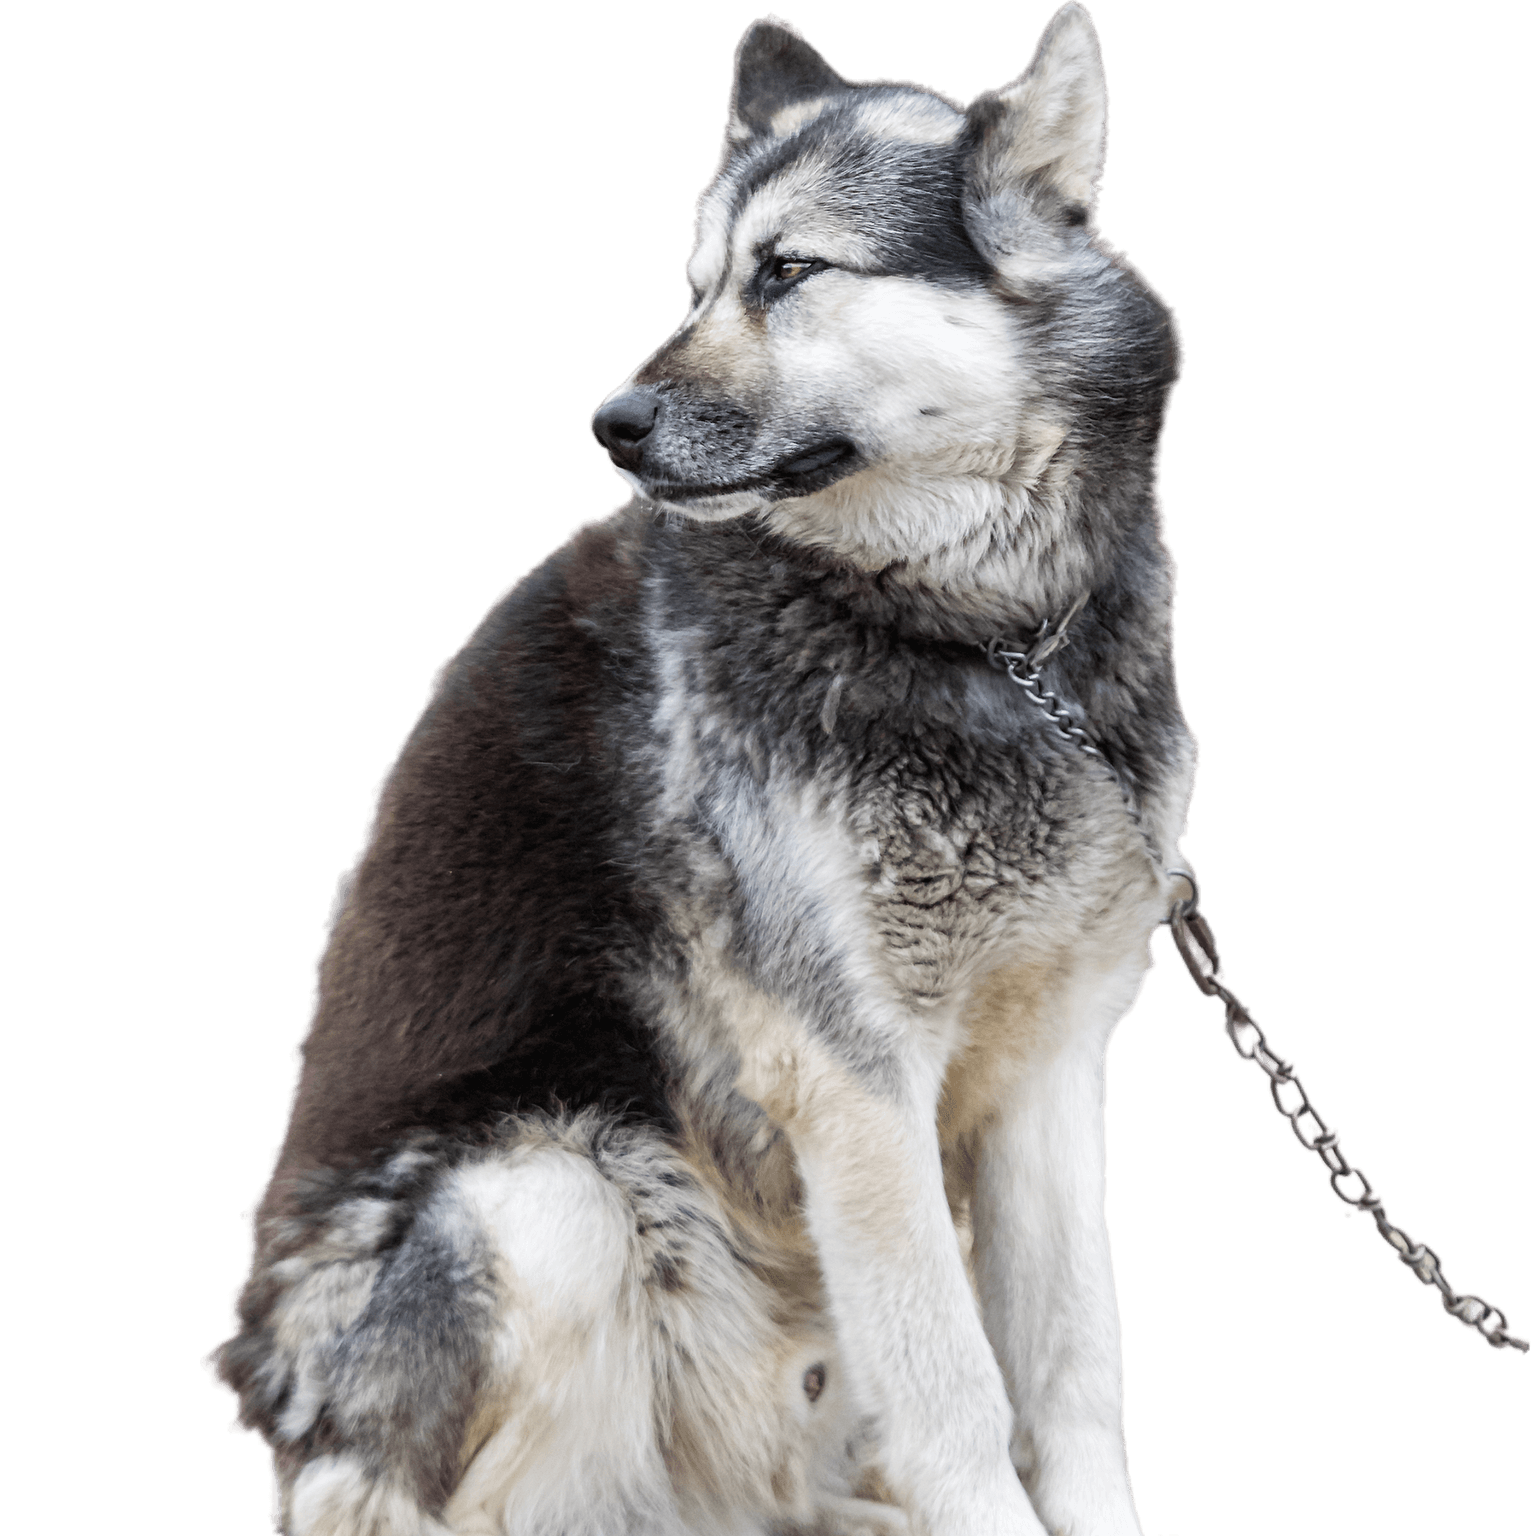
[593,5,1175,606]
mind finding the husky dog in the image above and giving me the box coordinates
[220,8,1192,1534]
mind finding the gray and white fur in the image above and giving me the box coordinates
[220,8,1194,1534]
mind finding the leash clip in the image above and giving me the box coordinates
[1026,624,1071,670]
[1026,589,1091,671]
[983,592,1091,677]
[1166,868,1221,996]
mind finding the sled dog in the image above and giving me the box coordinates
[221,8,1193,1534]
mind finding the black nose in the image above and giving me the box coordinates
[592,388,660,464]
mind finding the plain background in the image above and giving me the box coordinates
[3,2,1532,1531]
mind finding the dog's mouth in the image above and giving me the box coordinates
[630,438,860,504]
[775,439,857,482]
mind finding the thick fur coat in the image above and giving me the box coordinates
[220,10,1194,1534]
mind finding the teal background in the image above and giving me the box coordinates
[4,4,1529,1531]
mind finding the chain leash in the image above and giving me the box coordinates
[983,613,1528,1354]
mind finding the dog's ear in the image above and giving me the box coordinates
[728,20,847,145]
[964,3,1106,254]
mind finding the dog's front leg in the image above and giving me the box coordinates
[758,1034,1047,1536]
[971,1006,1144,1536]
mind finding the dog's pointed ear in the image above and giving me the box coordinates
[964,4,1106,253]
[728,20,847,145]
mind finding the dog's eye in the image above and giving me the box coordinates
[770,256,827,284]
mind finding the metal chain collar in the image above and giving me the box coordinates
[983,611,1529,1354]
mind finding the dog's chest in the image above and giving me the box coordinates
[668,695,1158,1020]
[848,738,1078,998]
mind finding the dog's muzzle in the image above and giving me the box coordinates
[592,385,859,502]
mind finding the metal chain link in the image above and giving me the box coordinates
[1166,898,1527,1351]
[984,612,1528,1354]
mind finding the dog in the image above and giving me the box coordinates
[219,8,1192,1534]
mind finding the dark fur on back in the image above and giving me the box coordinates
[269,522,672,1198]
